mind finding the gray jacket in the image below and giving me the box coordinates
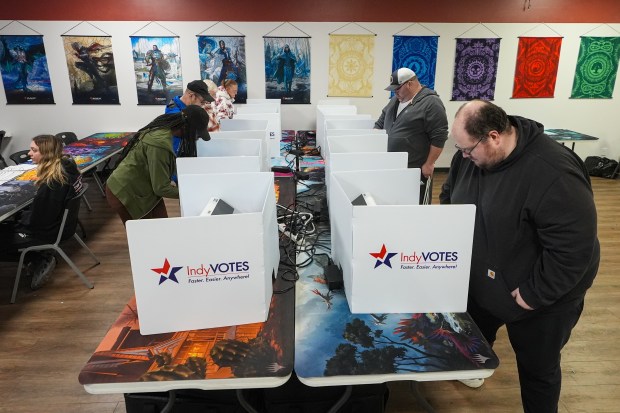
[374,87,448,168]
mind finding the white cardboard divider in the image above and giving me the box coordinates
[207,130,270,172]
[176,156,260,176]
[219,118,269,132]
[326,128,386,137]
[330,169,475,314]
[233,113,282,157]
[197,136,262,157]
[325,151,407,201]
[318,115,373,154]
[236,104,280,114]
[246,98,282,109]
[316,105,357,154]
[317,98,351,105]
[326,152,409,265]
[126,172,279,335]
[325,118,376,131]
[324,133,388,164]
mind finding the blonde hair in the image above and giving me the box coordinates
[203,79,217,95]
[33,134,66,187]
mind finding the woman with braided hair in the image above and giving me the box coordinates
[106,104,210,225]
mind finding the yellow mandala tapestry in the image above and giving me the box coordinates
[328,34,375,97]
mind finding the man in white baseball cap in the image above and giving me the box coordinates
[375,67,448,203]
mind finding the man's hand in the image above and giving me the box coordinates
[511,287,534,310]
[421,162,434,178]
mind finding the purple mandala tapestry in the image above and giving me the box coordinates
[451,38,501,101]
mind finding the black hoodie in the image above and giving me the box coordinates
[440,116,600,322]
[19,156,83,242]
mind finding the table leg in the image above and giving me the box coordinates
[92,171,107,197]
[409,381,437,413]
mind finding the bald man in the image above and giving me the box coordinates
[440,100,600,412]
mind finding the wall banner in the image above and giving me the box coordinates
[451,38,501,101]
[264,37,310,104]
[571,36,620,99]
[62,36,119,104]
[512,37,562,99]
[392,35,438,90]
[0,35,55,104]
[130,36,182,105]
[197,35,247,103]
[328,34,375,97]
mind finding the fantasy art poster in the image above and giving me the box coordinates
[264,37,310,104]
[130,36,182,105]
[0,35,54,104]
[62,36,119,104]
[451,38,501,101]
[512,37,562,99]
[392,36,438,90]
[197,36,247,103]
[571,36,620,99]
[328,34,375,97]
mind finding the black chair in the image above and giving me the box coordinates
[55,132,93,214]
[55,132,78,146]
[11,186,99,303]
[9,150,30,165]
[0,130,8,169]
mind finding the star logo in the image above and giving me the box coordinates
[151,258,182,285]
[369,244,398,269]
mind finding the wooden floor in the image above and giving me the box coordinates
[0,172,618,413]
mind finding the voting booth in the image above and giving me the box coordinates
[323,133,390,197]
[316,104,361,153]
[330,169,476,314]
[180,137,262,174]
[326,128,386,137]
[234,112,282,157]
[126,172,279,335]
[246,98,282,108]
[324,133,388,164]
[325,151,407,200]
[208,130,270,172]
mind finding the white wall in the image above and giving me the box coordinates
[1,21,619,167]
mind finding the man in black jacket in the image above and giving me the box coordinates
[440,100,599,413]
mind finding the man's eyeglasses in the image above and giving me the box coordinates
[395,80,411,91]
[193,93,209,107]
[455,136,485,155]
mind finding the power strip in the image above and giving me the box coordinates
[278,223,303,245]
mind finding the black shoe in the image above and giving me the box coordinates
[31,253,56,290]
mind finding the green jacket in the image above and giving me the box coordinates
[107,127,178,219]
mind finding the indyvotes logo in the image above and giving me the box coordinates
[149,258,251,286]
[369,244,398,268]
[370,244,460,271]
[151,258,182,285]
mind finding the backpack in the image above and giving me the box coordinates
[584,156,619,179]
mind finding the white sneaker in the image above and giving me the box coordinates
[458,378,485,388]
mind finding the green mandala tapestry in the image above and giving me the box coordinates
[571,36,620,99]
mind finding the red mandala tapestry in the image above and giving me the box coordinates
[512,37,562,98]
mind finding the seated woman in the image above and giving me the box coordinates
[0,134,83,290]
[214,79,238,122]
[105,104,209,226]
